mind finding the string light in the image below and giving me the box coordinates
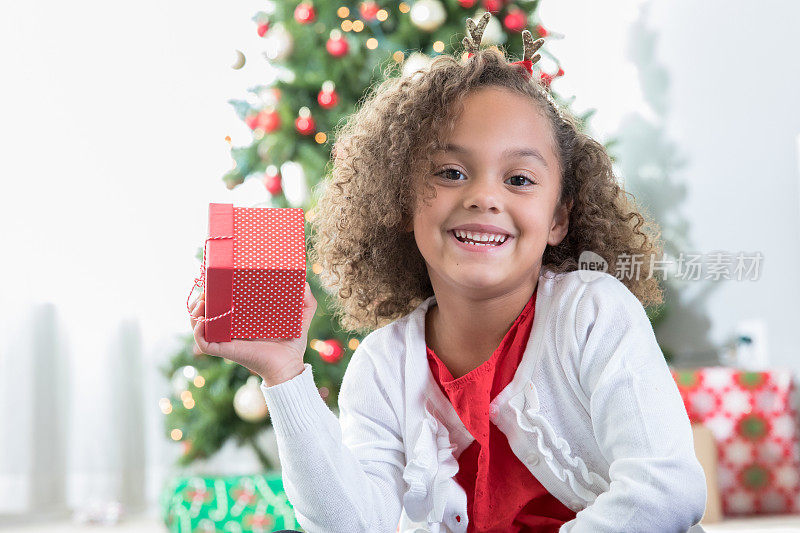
[159,398,173,414]
[348,338,360,350]
[399,2,410,13]
[315,132,327,144]
[366,38,378,49]
[376,9,388,21]
[171,429,183,441]
[193,375,205,388]
[341,20,353,31]
[312,262,323,274]
[393,51,405,62]
[337,6,349,17]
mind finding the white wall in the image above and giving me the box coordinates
[647,0,800,368]
[541,0,800,368]
[0,0,280,519]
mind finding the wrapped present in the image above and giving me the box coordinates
[187,203,306,342]
[671,366,800,516]
[160,472,302,532]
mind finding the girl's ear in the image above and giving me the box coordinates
[402,215,414,233]
[547,198,572,247]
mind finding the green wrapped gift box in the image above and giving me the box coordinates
[160,471,302,532]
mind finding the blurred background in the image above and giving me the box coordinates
[2,0,799,531]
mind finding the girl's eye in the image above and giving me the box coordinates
[506,175,535,187]
[434,168,536,187]
[436,168,464,181]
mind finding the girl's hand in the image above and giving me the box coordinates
[189,281,317,387]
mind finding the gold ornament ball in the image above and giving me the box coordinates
[233,376,270,422]
[410,0,446,32]
[232,50,246,70]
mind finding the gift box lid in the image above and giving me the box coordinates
[207,203,306,271]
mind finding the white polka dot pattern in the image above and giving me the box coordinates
[230,206,306,340]
[202,203,306,342]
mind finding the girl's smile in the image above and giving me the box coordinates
[447,229,514,254]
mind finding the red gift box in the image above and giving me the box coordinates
[671,366,800,516]
[187,203,306,342]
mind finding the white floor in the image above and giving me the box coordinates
[3,515,800,532]
[0,516,164,532]
[702,515,800,532]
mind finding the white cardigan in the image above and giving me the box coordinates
[260,270,708,533]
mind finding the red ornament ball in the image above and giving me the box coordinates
[294,2,316,24]
[295,114,316,135]
[503,9,527,33]
[320,339,344,364]
[359,1,380,21]
[326,35,349,57]
[317,88,339,109]
[263,171,282,195]
[246,109,281,132]
[457,0,476,7]
[256,22,270,37]
[536,24,548,37]
[482,0,504,13]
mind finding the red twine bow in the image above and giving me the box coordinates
[186,235,236,324]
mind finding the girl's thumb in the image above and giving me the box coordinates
[301,281,317,326]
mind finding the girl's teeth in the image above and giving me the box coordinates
[453,231,508,246]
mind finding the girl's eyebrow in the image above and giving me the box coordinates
[440,143,549,170]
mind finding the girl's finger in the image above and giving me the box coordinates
[192,298,205,318]
[189,291,205,311]
[193,315,206,350]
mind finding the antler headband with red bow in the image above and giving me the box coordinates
[462,11,545,77]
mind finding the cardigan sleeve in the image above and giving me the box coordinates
[561,274,707,533]
[260,342,406,532]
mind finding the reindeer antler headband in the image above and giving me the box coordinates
[462,11,545,77]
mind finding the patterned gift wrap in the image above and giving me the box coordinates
[161,472,303,532]
[189,203,306,343]
[671,367,800,516]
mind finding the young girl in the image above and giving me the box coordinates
[190,12,707,533]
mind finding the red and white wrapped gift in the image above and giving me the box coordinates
[671,366,800,516]
[187,203,306,342]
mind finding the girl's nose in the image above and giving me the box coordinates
[462,177,502,212]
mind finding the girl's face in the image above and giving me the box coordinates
[405,85,570,296]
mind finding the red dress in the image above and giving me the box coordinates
[426,287,577,532]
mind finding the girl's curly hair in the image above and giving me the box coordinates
[309,44,665,335]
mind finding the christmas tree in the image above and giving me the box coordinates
[163,0,589,471]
